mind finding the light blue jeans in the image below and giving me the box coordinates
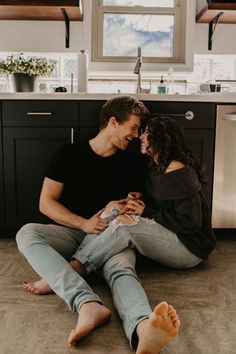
[73,217,203,273]
[16,223,152,349]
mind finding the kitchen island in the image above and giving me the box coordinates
[0,92,235,234]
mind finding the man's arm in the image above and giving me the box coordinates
[39,177,108,234]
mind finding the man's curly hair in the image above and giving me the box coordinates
[146,116,207,186]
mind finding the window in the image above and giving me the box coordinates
[92,0,188,65]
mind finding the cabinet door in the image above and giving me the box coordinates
[3,127,72,229]
[79,100,105,127]
[0,109,4,228]
[144,101,216,208]
[185,129,214,208]
[78,100,105,141]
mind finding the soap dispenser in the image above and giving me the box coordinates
[157,76,166,94]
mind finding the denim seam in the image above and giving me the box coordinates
[73,253,96,273]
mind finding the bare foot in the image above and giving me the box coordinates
[70,259,87,275]
[136,301,180,354]
[68,302,111,346]
[22,278,54,295]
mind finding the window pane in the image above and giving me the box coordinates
[103,14,174,57]
[103,0,174,7]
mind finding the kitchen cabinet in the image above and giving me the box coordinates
[0,98,216,234]
[78,100,216,208]
[2,100,79,231]
[0,104,4,229]
[79,100,106,142]
[144,101,216,208]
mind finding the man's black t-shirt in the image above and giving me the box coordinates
[46,141,145,218]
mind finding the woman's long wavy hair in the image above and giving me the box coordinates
[145,116,207,186]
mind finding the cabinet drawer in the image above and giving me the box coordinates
[2,100,78,126]
[144,101,216,129]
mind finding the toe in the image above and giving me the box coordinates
[173,318,180,329]
[168,304,176,316]
[154,301,169,317]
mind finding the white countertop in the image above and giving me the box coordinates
[0,92,236,103]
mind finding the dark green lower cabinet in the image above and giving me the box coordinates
[184,129,214,208]
[0,99,216,234]
[3,127,73,230]
[144,101,216,208]
[0,125,4,229]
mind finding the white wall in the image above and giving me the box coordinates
[0,1,236,56]
[0,1,91,53]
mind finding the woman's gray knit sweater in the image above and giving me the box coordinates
[141,166,216,260]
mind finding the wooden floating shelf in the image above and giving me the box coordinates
[0,1,83,21]
[196,2,236,24]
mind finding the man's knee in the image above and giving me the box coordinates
[16,223,44,251]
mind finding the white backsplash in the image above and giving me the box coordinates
[1,53,236,94]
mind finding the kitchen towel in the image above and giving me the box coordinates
[78,50,88,93]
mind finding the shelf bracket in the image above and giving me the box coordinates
[61,8,70,48]
[208,11,224,50]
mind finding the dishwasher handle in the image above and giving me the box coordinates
[222,114,236,121]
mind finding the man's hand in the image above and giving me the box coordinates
[80,209,109,234]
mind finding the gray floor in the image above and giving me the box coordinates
[0,236,235,354]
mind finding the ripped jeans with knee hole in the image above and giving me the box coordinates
[73,217,203,274]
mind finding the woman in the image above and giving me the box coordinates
[71,116,216,274]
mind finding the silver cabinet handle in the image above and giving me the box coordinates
[223,114,236,121]
[71,128,74,144]
[27,112,53,116]
[151,111,194,120]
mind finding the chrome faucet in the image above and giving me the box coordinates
[133,47,151,94]
[134,46,142,94]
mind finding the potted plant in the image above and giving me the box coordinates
[0,54,56,92]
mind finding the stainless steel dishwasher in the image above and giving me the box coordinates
[212,105,236,228]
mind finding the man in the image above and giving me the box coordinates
[16,96,179,354]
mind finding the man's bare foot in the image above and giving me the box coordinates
[136,301,180,354]
[22,278,54,295]
[70,259,87,275]
[68,302,111,346]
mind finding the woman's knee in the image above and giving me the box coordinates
[102,249,138,282]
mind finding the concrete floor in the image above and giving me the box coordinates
[0,235,235,354]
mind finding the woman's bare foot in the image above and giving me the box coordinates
[68,302,111,346]
[136,301,180,354]
[70,259,87,275]
[22,278,54,295]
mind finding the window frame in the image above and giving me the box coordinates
[92,0,187,64]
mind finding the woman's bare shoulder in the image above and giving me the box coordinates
[165,160,185,173]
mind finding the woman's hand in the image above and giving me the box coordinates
[125,198,145,216]
[104,199,128,215]
[127,191,143,200]
[115,214,137,225]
